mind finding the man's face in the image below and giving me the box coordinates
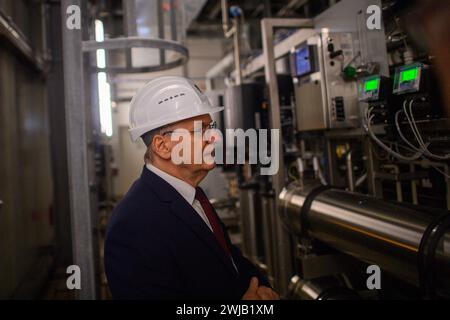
[164,114,219,173]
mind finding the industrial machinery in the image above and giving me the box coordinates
[280,183,450,299]
[212,0,450,300]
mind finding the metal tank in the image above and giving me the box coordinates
[223,82,265,132]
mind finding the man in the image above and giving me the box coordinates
[105,76,279,300]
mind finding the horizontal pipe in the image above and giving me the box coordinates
[279,184,450,296]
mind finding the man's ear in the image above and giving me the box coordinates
[152,135,172,160]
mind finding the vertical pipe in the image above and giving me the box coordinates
[261,19,291,296]
[382,164,403,202]
[60,0,97,299]
[346,150,355,192]
[410,164,419,205]
[221,0,230,33]
[326,140,338,186]
[365,138,382,197]
[169,0,177,41]
[233,19,242,85]
[123,0,137,68]
[123,0,137,36]
[240,188,258,260]
[261,194,275,281]
[157,0,166,66]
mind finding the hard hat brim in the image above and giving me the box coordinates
[129,105,224,142]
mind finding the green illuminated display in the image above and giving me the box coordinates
[365,78,379,92]
[400,67,418,82]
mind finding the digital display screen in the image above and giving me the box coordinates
[393,63,424,94]
[295,46,312,77]
[365,78,379,92]
[400,67,419,82]
[358,75,381,101]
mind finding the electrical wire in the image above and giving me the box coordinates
[403,99,430,152]
[395,102,424,153]
[406,100,450,160]
[365,108,423,161]
[365,104,450,179]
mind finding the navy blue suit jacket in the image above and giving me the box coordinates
[104,166,270,299]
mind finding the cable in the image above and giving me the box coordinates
[365,105,450,179]
[404,100,450,160]
[365,110,423,161]
[404,99,430,153]
[395,103,424,153]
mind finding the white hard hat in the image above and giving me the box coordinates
[129,76,224,142]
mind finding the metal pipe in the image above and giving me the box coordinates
[232,19,242,85]
[221,0,230,34]
[239,188,258,260]
[346,150,355,192]
[382,164,403,202]
[220,0,242,84]
[123,0,137,36]
[169,0,177,41]
[205,52,234,79]
[289,275,358,300]
[261,194,276,281]
[122,0,137,68]
[279,184,450,294]
[261,18,314,296]
[157,0,166,66]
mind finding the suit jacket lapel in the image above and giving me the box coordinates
[170,196,238,277]
[140,166,238,276]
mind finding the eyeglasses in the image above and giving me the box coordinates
[161,121,217,136]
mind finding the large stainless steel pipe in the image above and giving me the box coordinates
[279,184,450,295]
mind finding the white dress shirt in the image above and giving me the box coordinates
[146,164,238,272]
[146,163,213,231]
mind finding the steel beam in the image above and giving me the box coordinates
[260,18,314,296]
[60,0,96,299]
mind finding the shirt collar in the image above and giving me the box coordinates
[146,164,196,205]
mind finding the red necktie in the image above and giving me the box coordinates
[195,187,231,256]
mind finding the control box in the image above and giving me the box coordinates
[291,32,360,132]
[393,63,425,95]
[392,63,442,120]
[358,75,395,124]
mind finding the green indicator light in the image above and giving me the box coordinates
[365,78,379,92]
[401,67,418,82]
